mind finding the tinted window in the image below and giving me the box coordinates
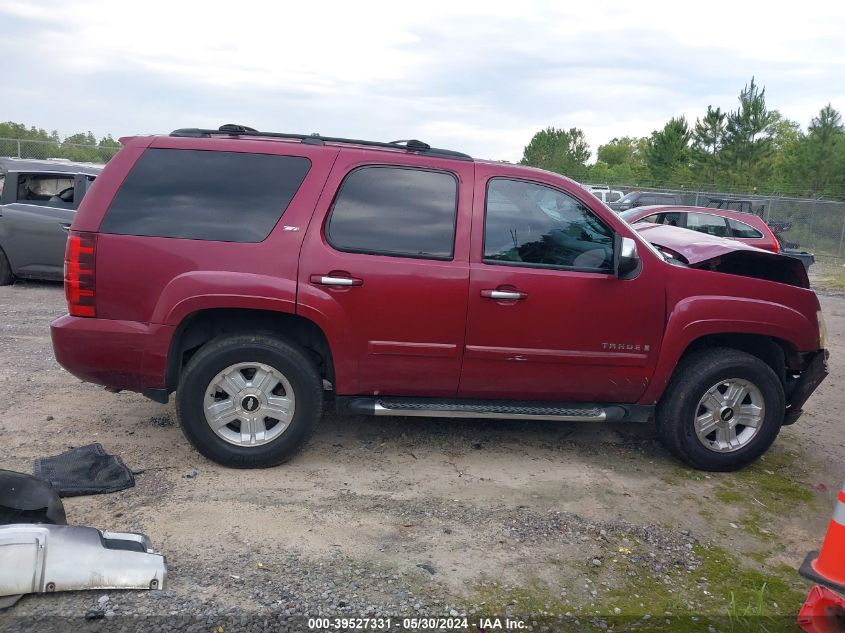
[484,178,613,271]
[728,218,764,238]
[687,212,729,237]
[102,149,310,242]
[326,167,457,259]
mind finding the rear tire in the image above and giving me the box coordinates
[0,247,14,285]
[656,347,785,472]
[176,333,323,468]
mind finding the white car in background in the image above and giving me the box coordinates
[582,184,624,205]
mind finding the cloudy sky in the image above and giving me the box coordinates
[2,0,844,162]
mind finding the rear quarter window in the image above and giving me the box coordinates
[101,149,311,242]
[728,218,764,238]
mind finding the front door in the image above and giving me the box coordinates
[459,170,664,403]
[297,155,473,397]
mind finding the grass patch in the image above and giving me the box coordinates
[810,260,845,292]
[713,448,815,533]
[696,545,807,633]
[467,543,807,632]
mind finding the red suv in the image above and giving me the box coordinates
[51,125,828,471]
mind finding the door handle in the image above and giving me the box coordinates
[310,274,363,287]
[481,289,527,300]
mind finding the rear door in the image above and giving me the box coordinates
[297,152,473,397]
[684,212,730,238]
[0,172,77,279]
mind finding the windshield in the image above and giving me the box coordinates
[616,192,638,204]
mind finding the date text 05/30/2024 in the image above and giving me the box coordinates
[307,616,527,630]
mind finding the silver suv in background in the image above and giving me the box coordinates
[0,158,102,284]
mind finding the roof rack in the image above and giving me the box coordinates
[169,124,473,161]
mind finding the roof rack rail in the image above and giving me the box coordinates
[169,125,472,161]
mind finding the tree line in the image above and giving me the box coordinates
[520,78,845,200]
[0,121,120,163]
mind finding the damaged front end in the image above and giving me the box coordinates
[0,524,166,609]
[636,223,810,288]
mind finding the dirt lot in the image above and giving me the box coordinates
[1,280,843,632]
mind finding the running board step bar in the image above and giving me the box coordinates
[341,397,628,422]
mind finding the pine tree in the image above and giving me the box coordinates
[644,117,691,185]
[691,106,726,186]
[722,78,774,187]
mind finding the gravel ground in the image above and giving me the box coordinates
[1,281,843,632]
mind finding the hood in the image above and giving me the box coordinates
[635,223,809,288]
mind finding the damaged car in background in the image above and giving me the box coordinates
[0,158,102,285]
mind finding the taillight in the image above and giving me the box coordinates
[64,231,97,317]
[772,238,779,253]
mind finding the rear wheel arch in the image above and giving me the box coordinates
[165,308,335,393]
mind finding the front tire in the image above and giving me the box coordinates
[657,347,785,471]
[176,333,323,468]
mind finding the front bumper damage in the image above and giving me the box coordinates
[783,349,829,426]
[0,524,166,609]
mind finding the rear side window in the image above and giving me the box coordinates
[101,149,311,242]
[16,173,76,207]
[326,166,458,259]
[728,218,764,238]
[687,212,729,237]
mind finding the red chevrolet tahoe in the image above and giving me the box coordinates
[51,125,828,472]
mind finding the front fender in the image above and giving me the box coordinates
[639,295,818,404]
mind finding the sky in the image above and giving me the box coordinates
[2,0,845,162]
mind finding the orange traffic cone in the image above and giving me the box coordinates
[801,480,845,593]
[797,585,845,633]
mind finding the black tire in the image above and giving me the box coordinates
[656,347,785,472]
[176,333,323,468]
[0,247,14,286]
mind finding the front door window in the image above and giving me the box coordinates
[484,178,613,271]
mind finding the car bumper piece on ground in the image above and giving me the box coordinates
[0,524,167,609]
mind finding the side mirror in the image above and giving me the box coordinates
[614,236,641,279]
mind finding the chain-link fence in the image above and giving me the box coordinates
[0,137,119,164]
[604,185,845,263]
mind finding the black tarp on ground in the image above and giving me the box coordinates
[33,443,135,497]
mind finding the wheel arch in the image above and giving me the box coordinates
[164,308,335,395]
[643,330,803,405]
